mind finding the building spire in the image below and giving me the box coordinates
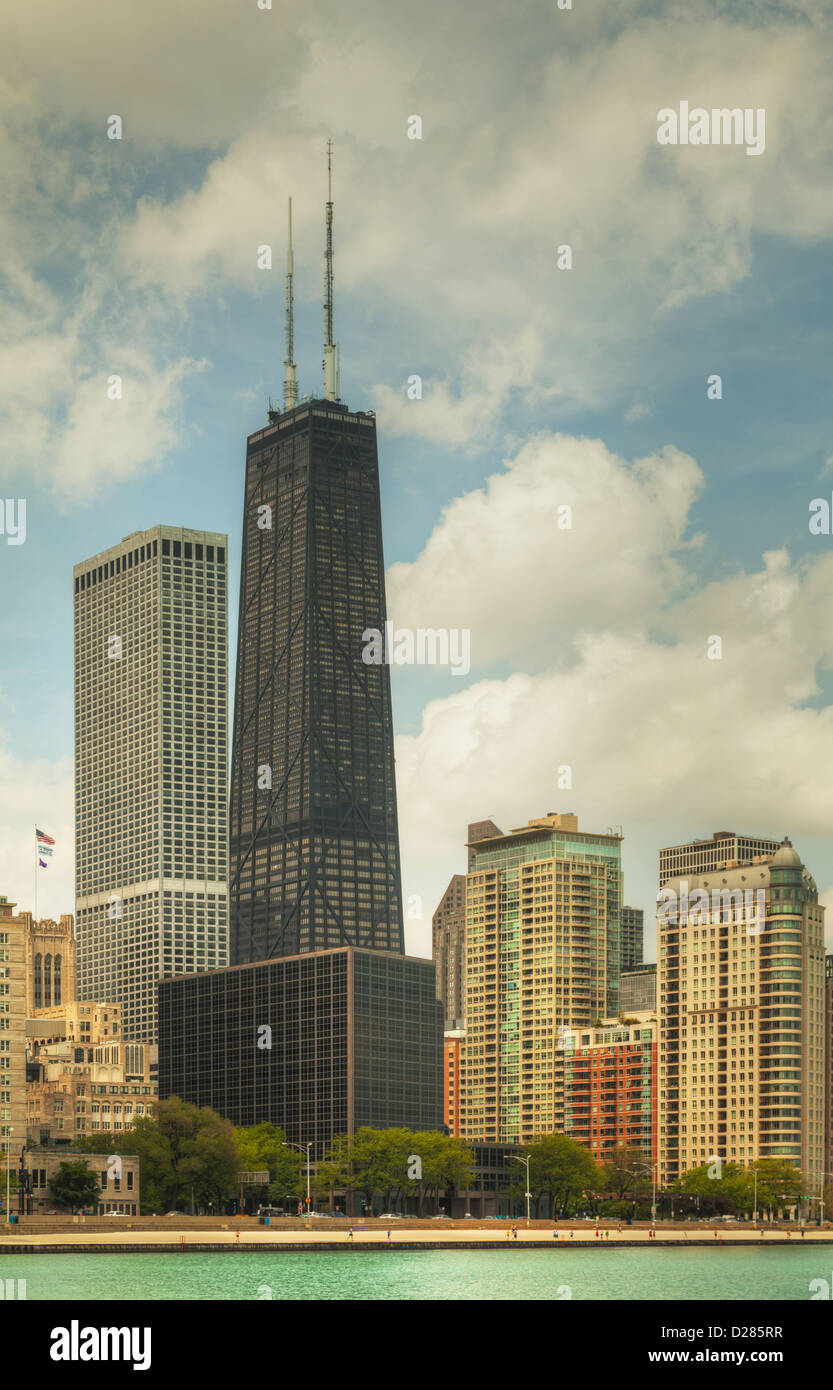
[323,139,337,400]
[283,197,298,411]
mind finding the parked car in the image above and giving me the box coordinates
[377,1213,401,1220]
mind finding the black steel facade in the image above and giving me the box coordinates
[158,948,443,1158]
[229,400,404,963]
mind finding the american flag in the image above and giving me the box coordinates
[36,828,55,846]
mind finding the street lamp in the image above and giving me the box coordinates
[511,1154,533,1225]
[283,1140,313,1223]
[751,1165,759,1225]
[629,1161,657,1224]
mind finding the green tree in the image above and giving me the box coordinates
[673,1160,753,1215]
[99,1096,239,1213]
[235,1122,301,1210]
[602,1146,651,1200]
[527,1134,603,1217]
[48,1160,100,1213]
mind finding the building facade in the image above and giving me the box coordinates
[26,913,76,1015]
[659,830,781,888]
[443,1028,464,1136]
[460,812,623,1145]
[158,948,443,1159]
[559,1013,657,1165]
[657,839,826,1188]
[621,905,644,972]
[432,875,466,1029]
[0,897,26,1168]
[620,963,657,1014]
[228,401,403,964]
[74,525,229,1041]
[22,1147,140,1216]
[26,1002,157,1145]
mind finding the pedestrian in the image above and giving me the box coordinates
[235,1231,240,1243]
[387,1229,391,1241]
[569,1231,574,1238]
[801,1229,805,1239]
[512,1226,518,1240]
[552,1228,558,1239]
[348,1227,354,1241]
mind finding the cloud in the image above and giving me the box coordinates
[387,432,704,667]
[2,0,833,477]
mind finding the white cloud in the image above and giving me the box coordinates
[387,432,704,667]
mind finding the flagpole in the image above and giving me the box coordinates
[34,825,38,923]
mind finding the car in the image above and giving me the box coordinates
[106,1211,125,1217]
[377,1213,401,1220]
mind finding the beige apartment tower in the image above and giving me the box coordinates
[74,526,229,1041]
[658,840,826,1193]
[460,812,623,1145]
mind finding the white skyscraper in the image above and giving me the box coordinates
[74,525,229,1041]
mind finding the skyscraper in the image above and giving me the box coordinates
[74,525,229,1041]
[659,830,780,887]
[432,874,466,1029]
[460,812,623,1144]
[228,173,403,963]
[657,838,826,1188]
[621,904,644,971]
[160,153,443,1153]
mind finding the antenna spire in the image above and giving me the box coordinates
[323,139,337,401]
[283,197,298,411]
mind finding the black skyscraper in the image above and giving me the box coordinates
[228,399,405,963]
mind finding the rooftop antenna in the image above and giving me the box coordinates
[283,197,298,411]
[323,139,337,401]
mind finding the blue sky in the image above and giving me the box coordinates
[2,0,833,961]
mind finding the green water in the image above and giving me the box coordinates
[1,1247,828,1300]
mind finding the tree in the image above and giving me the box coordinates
[316,1134,354,1213]
[99,1096,239,1213]
[48,1161,100,1214]
[602,1146,651,1200]
[527,1134,603,1216]
[235,1122,301,1210]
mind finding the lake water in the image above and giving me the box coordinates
[1,1245,827,1300]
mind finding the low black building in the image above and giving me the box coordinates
[158,947,443,1158]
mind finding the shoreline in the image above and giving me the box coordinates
[2,1227,832,1255]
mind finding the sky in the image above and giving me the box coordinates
[2,0,833,962]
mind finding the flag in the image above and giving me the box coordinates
[36,829,55,846]
[38,846,53,857]
[38,858,47,869]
